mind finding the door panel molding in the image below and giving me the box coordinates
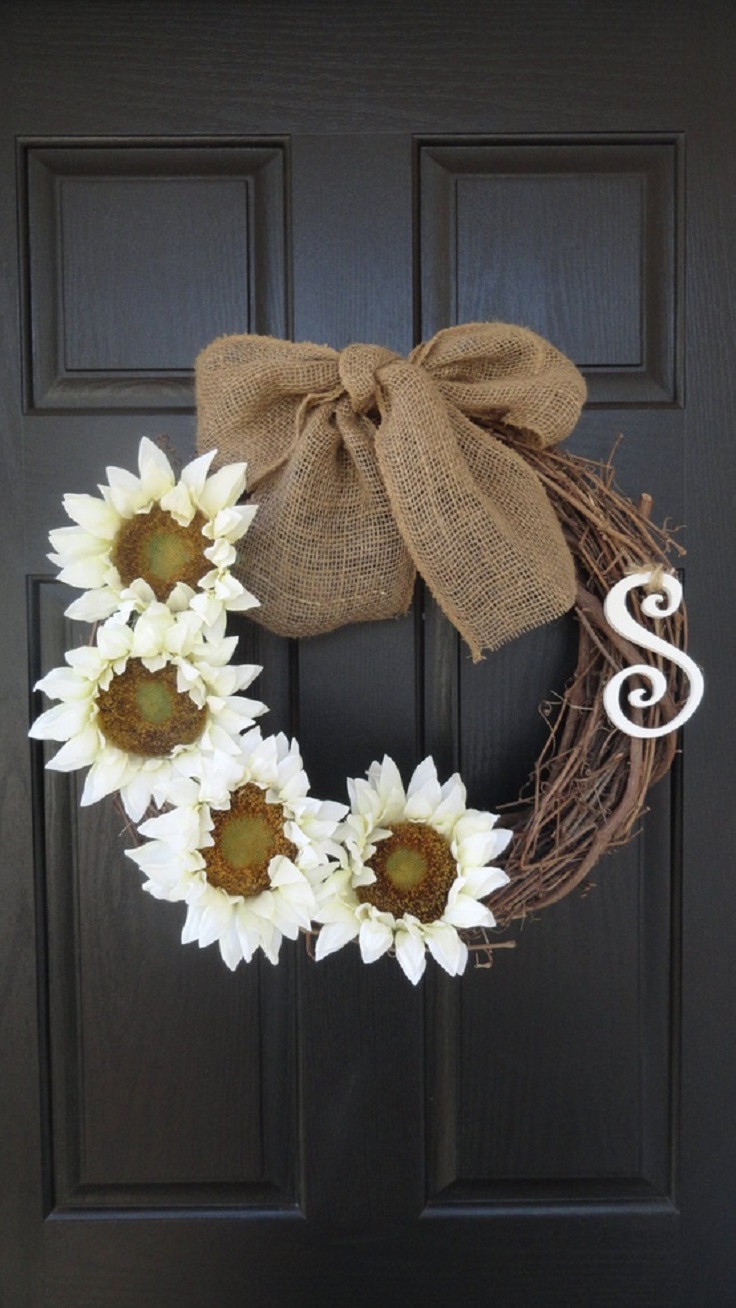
[19,140,288,413]
[418,136,683,406]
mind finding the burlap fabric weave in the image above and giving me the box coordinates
[195,322,586,660]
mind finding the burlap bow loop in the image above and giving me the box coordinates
[195,322,587,660]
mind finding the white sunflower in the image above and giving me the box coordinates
[126,729,348,969]
[47,436,259,625]
[314,755,512,984]
[29,604,266,821]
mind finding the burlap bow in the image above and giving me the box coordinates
[195,322,586,660]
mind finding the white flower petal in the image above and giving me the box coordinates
[371,755,406,810]
[358,916,394,964]
[65,588,122,622]
[33,665,90,701]
[222,586,260,613]
[394,929,427,985]
[96,621,133,662]
[452,810,496,842]
[460,866,510,901]
[454,830,501,869]
[259,923,283,966]
[158,481,196,525]
[211,503,258,541]
[314,918,360,960]
[105,463,141,497]
[268,856,306,888]
[181,902,205,946]
[86,743,134,796]
[64,646,107,679]
[425,923,468,976]
[57,555,112,589]
[62,493,119,540]
[234,903,262,963]
[406,756,440,798]
[198,463,247,518]
[203,537,236,569]
[119,772,157,823]
[269,892,309,939]
[488,826,514,859]
[431,779,467,833]
[28,699,89,741]
[44,725,101,771]
[442,891,495,930]
[137,437,176,500]
[218,921,244,971]
[197,893,234,948]
[188,591,227,627]
[181,448,216,498]
[49,524,105,559]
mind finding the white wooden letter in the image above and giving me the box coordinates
[602,570,704,739]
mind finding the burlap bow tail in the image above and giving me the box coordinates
[195,323,586,660]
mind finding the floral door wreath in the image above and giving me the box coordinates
[30,323,703,983]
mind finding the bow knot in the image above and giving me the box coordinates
[337,343,398,415]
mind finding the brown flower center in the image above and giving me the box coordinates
[96,659,205,756]
[204,782,298,899]
[111,503,209,600]
[357,821,458,922]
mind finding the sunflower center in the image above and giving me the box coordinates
[96,659,205,756]
[204,782,298,899]
[135,678,174,725]
[357,821,458,922]
[111,503,209,600]
[385,846,427,890]
[220,816,274,871]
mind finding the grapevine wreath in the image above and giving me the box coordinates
[29,323,703,983]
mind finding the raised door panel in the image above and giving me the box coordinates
[22,143,286,411]
[420,139,682,405]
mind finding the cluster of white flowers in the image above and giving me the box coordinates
[31,439,268,821]
[30,439,512,981]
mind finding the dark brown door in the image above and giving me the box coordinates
[3,3,734,1303]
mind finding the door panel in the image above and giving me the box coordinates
[3,3,734,1304]
[420,138,681,406]
[23,143,287,410]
